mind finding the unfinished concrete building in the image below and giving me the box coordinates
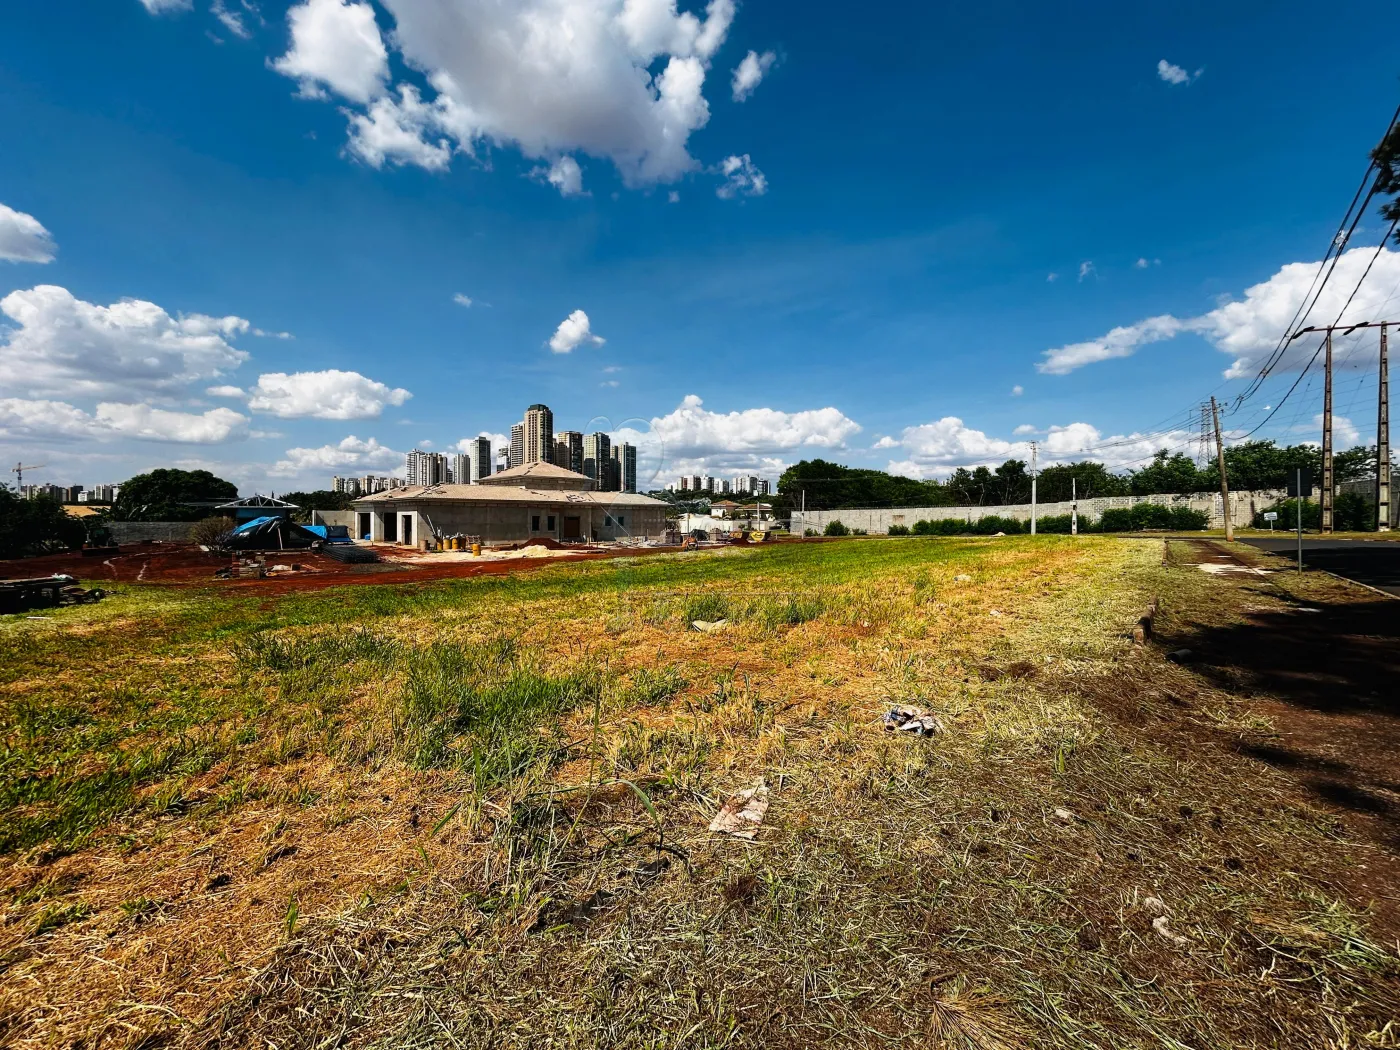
[350,461,669,545]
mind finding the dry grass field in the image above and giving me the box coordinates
[1,536,1397,1049]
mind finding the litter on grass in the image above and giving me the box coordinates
[708,781,769,840]
[691,619,730,633]
[1053,807,1075,823]
[1167,649,1194,663]
[881,706,945,737]
[953,574,973,583]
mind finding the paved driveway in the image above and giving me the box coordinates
[1240,537,1400,596]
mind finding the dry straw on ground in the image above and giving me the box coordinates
[1,537,1398,1048]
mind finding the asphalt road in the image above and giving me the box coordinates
[1239,537,1400,596]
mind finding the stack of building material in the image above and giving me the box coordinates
[321,544,379,564]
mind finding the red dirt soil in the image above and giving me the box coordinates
[0,542,699,595]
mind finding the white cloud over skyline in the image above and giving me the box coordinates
[549,309,605,353]
[246,369,412,419]
[1039,246,1400,377]
[0,285,249,399]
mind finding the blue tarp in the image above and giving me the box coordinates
[231,516,280,535]
[304,524,351,544]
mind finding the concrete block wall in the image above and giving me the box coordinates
[790,488,1288,535]
[108,522,197,544]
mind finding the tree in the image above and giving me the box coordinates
[111,469,238,522]
[1129,451,1207,495]
[1373,121,1400,245]
[778,459,950,511]
[992,459,1030,504]
[1035,461,1129,503]
[0,491,86,558]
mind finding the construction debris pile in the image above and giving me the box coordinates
[0,574,105,614]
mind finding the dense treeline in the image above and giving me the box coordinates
[778,443,1389,511]
[0,491,87,559]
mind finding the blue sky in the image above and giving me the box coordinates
[2,0,1398,494]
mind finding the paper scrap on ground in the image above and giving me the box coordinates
[881,706,944,736]
[691,619,729,632]
[709,781,769,839]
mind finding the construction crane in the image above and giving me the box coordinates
[10,462,46,489]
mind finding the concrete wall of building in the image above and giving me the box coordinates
[361,501,669,545]
[108,521,198,544]
[309,510,358,530]
[790,488,1288,535]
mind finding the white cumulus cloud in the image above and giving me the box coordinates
[0,398,248,444]
[272,0,743,188]
[452,293,473,307]
[138,0,192,13]
[272,0,389,103]
[1157,59,1200,86]
[716,153,766,198]
[549,309,605,353]
[650,394,860,458]
[538,155,585,197]
[0,203,57,264]
[0,285,249,399]
[1039,246,1400,377]
[270,434,402,476]
[731,49,775,101]
[881,416,1195,478]
[1038,315,1185,375]
[247,369,412,419]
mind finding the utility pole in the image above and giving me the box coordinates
[1291,321,1400,532]
[1071,477,1078,536]
[1211,396,1233,542]
[1029,441,1038,535]
[1322,329,1334,533]
[1380,322,1391,532]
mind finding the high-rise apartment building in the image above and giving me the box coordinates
[582,431,611,488]
[332,476,363,496]
[406,449,447,487]
[449,453,469,485]
[734,475,760,495]
[610,443,637,493]
[524,404,553,464]
[757,479,771,496]
[509,423,525,469]
[467,436,492,482]
[556,430,584,474]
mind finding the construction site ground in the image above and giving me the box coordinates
[2,535,1399,1049]
[0,539,699,596]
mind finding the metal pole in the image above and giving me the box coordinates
[1296,467,1304,572]
[1029,441,1038,535]
[1071,477,1078,535]
[1211,396,1233,542]
[1380,322,1391,532]
[1322,330,1334,533]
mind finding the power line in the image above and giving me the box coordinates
[1233,101,1400,409]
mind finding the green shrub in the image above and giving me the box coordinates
[851,527,868,536]
[1034,514,1075,534]
[803,528,818,537]
[824,520,849,536]
[1254,494,1374,532]
[886,524,911,536]
[1098,504,1210,532]
[970,515,1024,535]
